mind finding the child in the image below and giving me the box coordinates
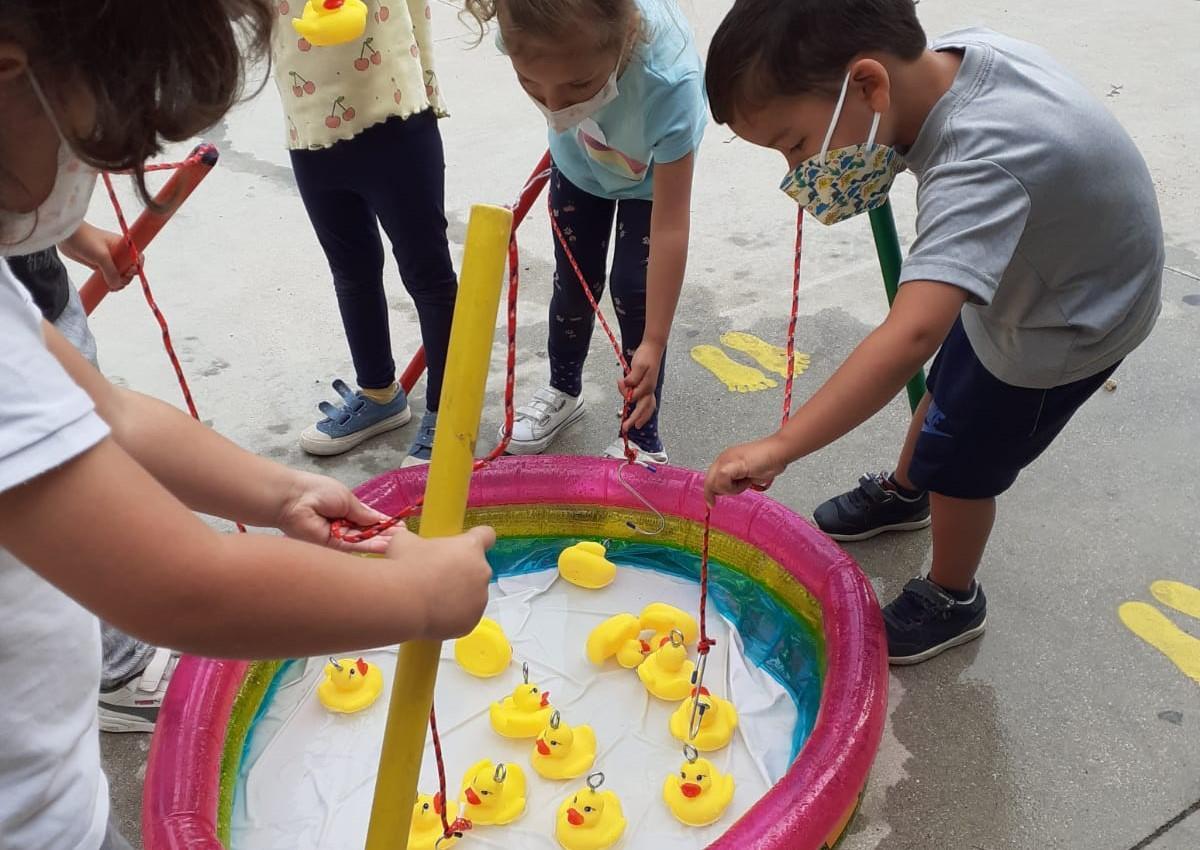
[0,4,493,849]
[273,0,457,463]
[466,0,707,463]
[9,225,178,733]
[703,0,1162,664]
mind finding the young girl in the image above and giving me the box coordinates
[466,0,707,463]
[273,0,457,463]
[0,4,492,848]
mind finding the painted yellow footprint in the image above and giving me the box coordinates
[1119,580,1200,684]
[719,331,812,379]
[690,345,777,392]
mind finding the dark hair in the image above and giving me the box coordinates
[706,0,926,124]
[0,0,274,201]
[462,0,639,54]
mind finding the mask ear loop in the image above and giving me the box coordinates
[818,72,854,161]
[864,112,883,151]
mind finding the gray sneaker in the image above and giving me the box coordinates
[503,386,585,454]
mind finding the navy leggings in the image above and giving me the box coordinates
[548,166,665,452]
[290,110,456,410]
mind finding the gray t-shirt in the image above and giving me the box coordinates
[900,28,1163,388]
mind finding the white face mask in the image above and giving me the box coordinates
[0,72,98,256]
[530,57,622,134]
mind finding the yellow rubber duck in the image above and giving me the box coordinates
[555,772,626,850]
[669,688,739,751]
[532,711,597,780]
[454,616,512,678]
[558,541,617,589]
[408,793,460,850]
[637,631,696,701]
[460,760,526,826]
[489,663,554,738]
[585,613,650,669]
[316,656,383,713]
[639,602,699,649]
[662,749,735,827]
[292,0,369,47]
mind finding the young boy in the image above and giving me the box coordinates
[702,0,1163,664]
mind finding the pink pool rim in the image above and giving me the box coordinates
[142,456,887,850]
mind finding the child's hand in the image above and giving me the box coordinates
[59,222,140,291]
[704,435,790,505]
[277,471,394,553]
[386,526,496,640]
[620,342,663,430]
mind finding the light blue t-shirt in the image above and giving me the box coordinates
[520,0,707,201]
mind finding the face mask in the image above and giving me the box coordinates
[0,72,98,256]
[530,56,621,134]
[779,72,904,225]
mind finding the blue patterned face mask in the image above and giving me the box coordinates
[779,72,905,225]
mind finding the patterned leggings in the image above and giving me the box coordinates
[547,167,665,452]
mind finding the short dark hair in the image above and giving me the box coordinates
[706,0,927,124]
[0,0,274,202]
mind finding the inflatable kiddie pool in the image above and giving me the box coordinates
[143,456,886,850]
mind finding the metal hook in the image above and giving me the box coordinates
[328,657,343,672]
[687,653,711,740]
[668,628,685,648]
[616,461,665,536]
[549,710,562,730]
[586,771,605,791]
[494,763,508,784]
[683,743,699,764]
[522,662,530,684]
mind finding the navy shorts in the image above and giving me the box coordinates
[908,318,1119,500]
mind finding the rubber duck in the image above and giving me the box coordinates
[408,793,460,850]
[662,747,735,827]
[317,656,383,713]
[489,662,554,738]
[454,616,512,678]
[555,772,627,850]
[669,687,739,751]
[532,711,597,780]
[639,602,699,649]
[586,613,650,669]
[558,541,617,589]
[291,0,369,47]
[637,631,696,701]
[460,760,526,826]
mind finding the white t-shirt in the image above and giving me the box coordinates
[0,260,111,850]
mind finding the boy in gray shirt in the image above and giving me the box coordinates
[702,0,1162,663]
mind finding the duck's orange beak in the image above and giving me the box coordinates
[540,691,551,707]
[681,783,702,799]
[567,808,584,826]
[464,788,481,806]
[536,739,551,756]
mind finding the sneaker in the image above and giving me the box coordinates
[813,472,931,541]
[98,647,178,733]
[401,410,437,468]
[300,379,412,456]
[603,437,668,466]
[502,386,585,455]
[884,577,987,665]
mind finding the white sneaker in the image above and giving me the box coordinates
[502,386,586,454]
[98,647,178,733]
[603,437,668,466]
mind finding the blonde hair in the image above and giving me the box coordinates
[463,0,641,54]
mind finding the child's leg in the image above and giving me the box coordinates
[609,197,665,454]
[365,111,458,413]
[546,167,618,396]
[892,392,932,491]
[928,493,996,592]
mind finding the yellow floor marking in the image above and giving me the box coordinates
[1151,580,1200,619]
[690,345,777,393]
[1118,601,1200,684]
[719,331,811,379]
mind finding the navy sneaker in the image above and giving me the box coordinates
[814,472,931,541]
[401,410,437,468]
[884,577,987,665]
[300,379,411,456]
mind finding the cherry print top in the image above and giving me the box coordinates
[271,0,447,150]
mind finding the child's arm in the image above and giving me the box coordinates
[704,280,968,501]
[621,152,695,429]
[59,222,137,292]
